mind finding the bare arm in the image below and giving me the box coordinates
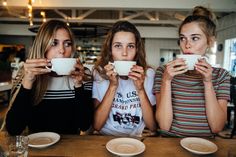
[129,65,156,131]
[138,89,156,131]
[93,84,117,131]
[204,82,227,133]
[196,59,227,133]
[93,64,118,131]
[155,59,187,131]
[155,80,173,130]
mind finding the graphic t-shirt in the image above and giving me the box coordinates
[92,68,156,137]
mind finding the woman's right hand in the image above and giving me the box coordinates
[22,59,51,89]
[163,58,188,81]
[104,63,118,87]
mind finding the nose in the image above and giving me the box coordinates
[122,47,128,56]
[185,40,191,49]
[58,43,65,54]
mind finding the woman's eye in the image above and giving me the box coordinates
[51,41,58,46]
[192,37,200,41]
[128,44,135,49]
[179,37,186,42]
[114,44,122,48]
[64,41,72,47]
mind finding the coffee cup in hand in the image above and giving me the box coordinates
[176,54,208,70]
[47,58,76,75]
[110,61,136,76]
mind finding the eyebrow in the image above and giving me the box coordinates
[53,39,72,42]
[179,33,201,37]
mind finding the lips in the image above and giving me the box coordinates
[183,52,193,55]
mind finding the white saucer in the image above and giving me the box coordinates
[106,137,145,157]
[180,137,218,155]
[28,132,60,148]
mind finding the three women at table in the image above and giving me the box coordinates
[92,20,156,136]
[5,20,93,135]
[4,6,230,138]
[153,6,230,137]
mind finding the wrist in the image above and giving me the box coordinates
[22,77,34,89]
[108,83,118,91]
[162,79,171,86]
[203,81,213,89]
[74,82,83,88]
[137,87,145,93]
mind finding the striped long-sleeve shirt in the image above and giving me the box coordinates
[6,77,93,135]
[153,65,230,137]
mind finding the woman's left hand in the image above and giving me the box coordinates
[195,58,213,83]
[128,65,145,91]
[71,58,84,87]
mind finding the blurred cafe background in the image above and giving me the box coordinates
[0,0,236,136]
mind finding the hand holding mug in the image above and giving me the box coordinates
[163,59,188,81]
[195,57,213,82]
[104,63,118,87]
[70,58,84,87]
[129,65,145,91]
[23,58,51,89]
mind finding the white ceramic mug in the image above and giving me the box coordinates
[176,54,208,70]
[47,58,76,75]
[110,61,136,76]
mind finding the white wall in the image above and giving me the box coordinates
[145,38,179,69]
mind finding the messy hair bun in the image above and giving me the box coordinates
[178,5,216,44]
[192,6,216,22]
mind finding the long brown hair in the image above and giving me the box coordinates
[93,20,147,79]
[28,20,75,105]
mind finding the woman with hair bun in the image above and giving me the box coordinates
[153,6,230,137]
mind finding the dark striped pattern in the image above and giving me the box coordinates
[43,90,75,99]
[153,66,230,137]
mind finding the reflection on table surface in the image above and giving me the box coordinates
[0,131,235,157]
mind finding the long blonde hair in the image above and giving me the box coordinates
[27,20,75,105]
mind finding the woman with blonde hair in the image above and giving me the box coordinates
[154,6,230,137]
[5,20,93,135]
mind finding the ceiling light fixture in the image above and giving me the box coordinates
[66,17,70,26]
[28,0,33,26]
[40,11,46,22]
[2,0,7,6]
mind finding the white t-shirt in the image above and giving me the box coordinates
[92,68,156,137]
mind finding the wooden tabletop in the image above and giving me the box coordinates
[0,131,235,157]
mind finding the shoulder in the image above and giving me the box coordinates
[212,67,230,77]
[146,68,155,76]
[155,65,166,74]
[212,67,230,81]
[93,69,104,82]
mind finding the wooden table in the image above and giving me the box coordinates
[0,131,235,157]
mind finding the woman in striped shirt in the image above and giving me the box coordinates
[153,6,230,137]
